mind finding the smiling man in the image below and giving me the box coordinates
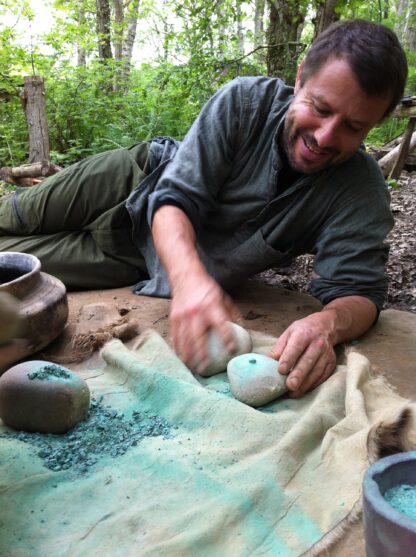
[0,20,408,395]
[282,58,391,173]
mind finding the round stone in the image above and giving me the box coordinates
[0,360,90,433]
[198,322,253,377]
[227,353,288,407]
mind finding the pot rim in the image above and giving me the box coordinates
[363,450,416,532]
[0,251,41,289]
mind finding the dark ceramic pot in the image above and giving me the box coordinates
[0,252,68,363]
[363,451,416,557]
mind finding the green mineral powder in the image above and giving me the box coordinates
[0,397,173,475]
[384,484,416,521]
[27,364,71,381]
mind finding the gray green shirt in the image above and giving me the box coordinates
[127,77,393,310]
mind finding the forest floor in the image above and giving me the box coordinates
[255,171,416,314]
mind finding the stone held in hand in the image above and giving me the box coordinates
[198,322,253,377]
[0,360,90,433]
[227,353,288,407]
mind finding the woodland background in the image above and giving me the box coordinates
[1,0,416,170]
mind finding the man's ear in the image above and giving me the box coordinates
[294,59,305,94]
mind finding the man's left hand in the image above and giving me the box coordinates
[269,312,337,398]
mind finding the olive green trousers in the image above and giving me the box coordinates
[0,143,150,289]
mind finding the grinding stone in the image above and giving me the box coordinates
[0,360,90,433]
[227,353,288,407]
[198,322,253,377]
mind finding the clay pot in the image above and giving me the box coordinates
[0,252,68,363]
[363,451,416,557]
[0,291,21,344]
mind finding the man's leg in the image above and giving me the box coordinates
[0,232,144,289]
[0,143,150,289]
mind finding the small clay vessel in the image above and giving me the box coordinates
[0,360,90,433]
[198,322,253,377]
[0,292,21,344]
[227,353,287,407]
[0,252,68,363]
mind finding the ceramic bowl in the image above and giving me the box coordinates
[363,450,416,557]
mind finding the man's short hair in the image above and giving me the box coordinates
[299,20,408,118]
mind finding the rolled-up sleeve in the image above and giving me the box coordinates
[309,180,394,311]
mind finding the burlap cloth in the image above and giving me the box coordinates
[0,328,415,557]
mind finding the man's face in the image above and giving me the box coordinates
[282,57,391,174]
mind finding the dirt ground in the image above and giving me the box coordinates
[256,171,416,314]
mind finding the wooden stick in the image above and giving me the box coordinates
[378,130,416,177]
[390,118,416,180]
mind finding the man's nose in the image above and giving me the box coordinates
[314,118,339,149]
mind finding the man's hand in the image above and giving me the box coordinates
[170,274,240,373]
[269,296,378,398]
[152,204,240,373]
[269,313,337,398]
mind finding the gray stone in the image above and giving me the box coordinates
[198,322,253,377]
[227,353,288,407]
[0,360,90,433]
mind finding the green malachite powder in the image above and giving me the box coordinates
[27,364,71,381]
[384,484,416,521]
[0,398,174,475]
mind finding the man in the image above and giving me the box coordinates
[0,20,407,396]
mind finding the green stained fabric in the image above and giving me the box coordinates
[0,331,414,556]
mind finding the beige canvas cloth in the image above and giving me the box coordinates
[0,329,415,557]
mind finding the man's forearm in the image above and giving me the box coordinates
[151,204,240,372]
[320,295,378,345]
[151,205,208,290]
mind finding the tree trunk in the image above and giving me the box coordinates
[96,0,113,61]
[236,4,244,55]
[121,0,140,85]
[254,0,265,45]
[254,0,265,62]
[313,0,340,40]
[217,0,227,55]
[23,76,50,164]
[112,0,124,62]
[395,0,409,41]
[266,0,306,84]
[406,2,416,51]
[76,5,87,67]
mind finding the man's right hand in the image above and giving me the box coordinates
[170,273,241,373]
[152,204,240,373]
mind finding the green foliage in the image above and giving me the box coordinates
[387,178,398,189]
[0,0,415,167]
[366,117,407,147]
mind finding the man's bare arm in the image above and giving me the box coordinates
[151,205,240,372]
[269,295,377,397]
